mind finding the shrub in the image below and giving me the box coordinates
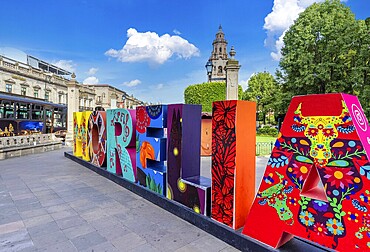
[184,82,243,112]
[258,126,278,137]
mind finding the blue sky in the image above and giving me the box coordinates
[0,0,368,104]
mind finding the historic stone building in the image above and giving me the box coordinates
[0,50,144,136]
[85,84,143,110]
[208,25,229,82]
[0,55,69,105]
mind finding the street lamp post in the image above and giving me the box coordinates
[205,60,213,82]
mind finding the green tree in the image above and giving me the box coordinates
[279,0,370,117]
[243,72,280,124]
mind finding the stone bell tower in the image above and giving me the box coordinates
[208,25,228,82]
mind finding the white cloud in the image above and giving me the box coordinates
[105,28,200,64]
[156,83,164,89]
[122,79,141,87]
[239,73,256,90]
[83,76,99,84]
[87,67,98,75]
[239,80,248,91]
[53,60,76,72]
[173,29,181,35]
[264,0,328,61]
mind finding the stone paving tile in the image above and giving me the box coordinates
[19,209,49,220]
[46,203,74,214]
[220,246,243,252]
[27,221,60,239]
[71,231,107,251]
[50,209,78,221]
[80,241,119,252]
[110,232,147,251]
[0,221,25,236]
[174,235,231,252]
[37,240,77,252]
[55,215,87,230]
[127,242,162,252]
[0,213,22,226]
[14,197,40,207]
[62,224,96,240]
[32,189,56,197]
[0,148,241,252]
[0,229,33,252]
[79,208,111,222]
[16,202,43,213]
[88,216,122,231]
[31,230,68,248]
[39,198,65,208]
[10,193,36,201]
[96,224,131,241]
[23,214,54,228]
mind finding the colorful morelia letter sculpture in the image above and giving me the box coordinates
[212,100,256,229]
[73,111,92,160]
[243,94,370,251]
[106,109,136,182]
[136,105,167,195]
[88,111,107,167]
[167,104,211,216]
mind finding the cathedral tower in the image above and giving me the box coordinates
[208,25,228,82]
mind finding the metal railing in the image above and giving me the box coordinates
[0,133,56,149]
[256,142,275,156]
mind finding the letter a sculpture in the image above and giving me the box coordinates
[243,94,370,251]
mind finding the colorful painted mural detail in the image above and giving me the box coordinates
[136,105,167,195]
[211,100,256,229]
[73,111,91,160]
[243,94,370,251]
[167,104,211,216]
[201,114,212,156]
[106,109,136,182]
[87,111,107,167]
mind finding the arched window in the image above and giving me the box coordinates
[219,47,222,53]
[218,66,223,74]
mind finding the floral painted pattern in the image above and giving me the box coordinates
[211,101,237,228]
[243,95,370,251]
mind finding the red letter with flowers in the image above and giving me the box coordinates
[212,100,256,229]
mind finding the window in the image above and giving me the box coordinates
[31,105,43,120]
[218,66,223,74]
[34,90,39,98]
[45,91,50,101]
[58,93,63,104]
[219,47,222,53]
[3,101,14,118]
[5,83,12,93]
[16,103,29,119]
[0,103,4,119]
[21,87,27,96]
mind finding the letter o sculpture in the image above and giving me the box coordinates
[88,111,107,167]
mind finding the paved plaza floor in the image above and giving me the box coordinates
[0,147,252,252]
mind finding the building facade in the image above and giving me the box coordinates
[85,84,143,110]
[0,55,69,104]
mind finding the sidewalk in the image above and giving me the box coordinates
[0,148,239,252]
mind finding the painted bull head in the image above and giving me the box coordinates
[258,171,294,225]
[293,100,352,167]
